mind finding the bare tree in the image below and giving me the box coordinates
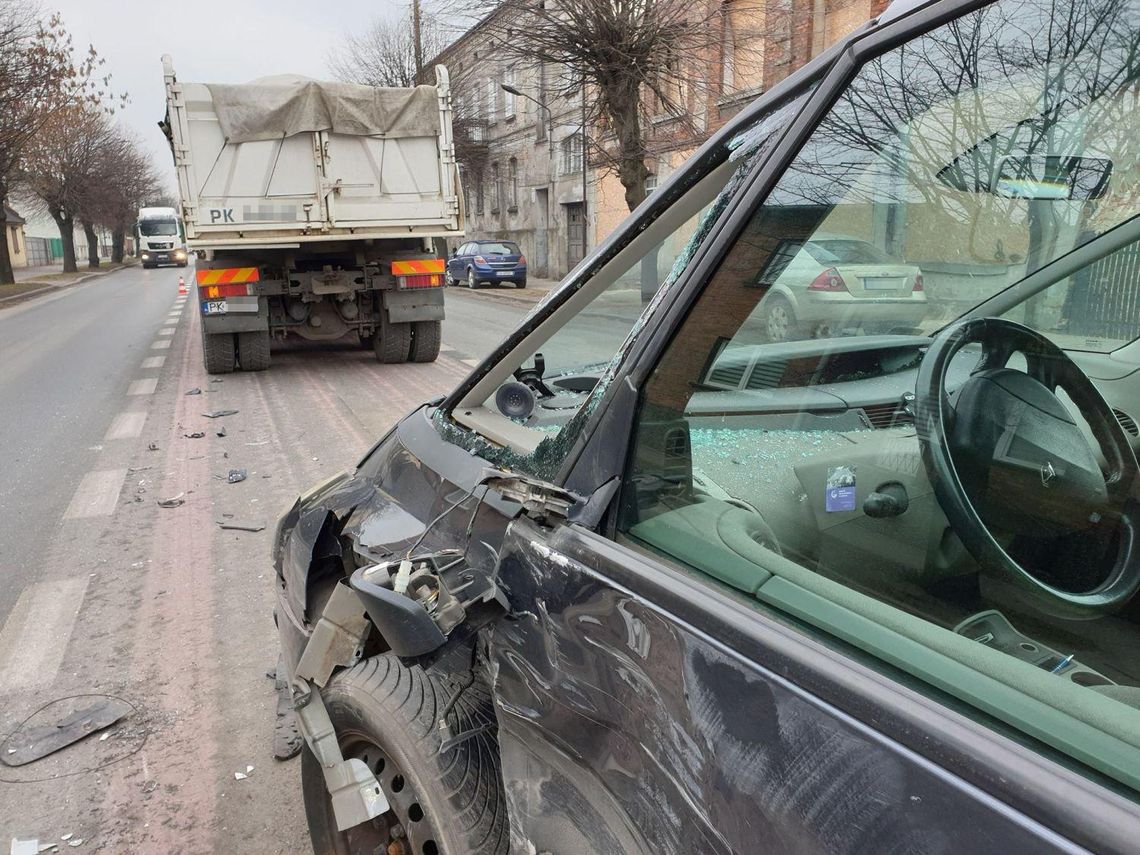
[463,0,770,214]
[327,7,450,89]
[95,133,161,263]
[0,3,125,282]
[21,104,117,272]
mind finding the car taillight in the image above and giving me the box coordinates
[808,267,848,292]
[474,255,487,264]
[912,274,924,292]
[518,254,526,265]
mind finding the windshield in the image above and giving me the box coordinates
[140,220,179,237]
[725,0,1140,355]
[476,242,519,255]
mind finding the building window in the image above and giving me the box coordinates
[645,174,658,195]
[475,169,485,214]
[490,162,501,212]
[508,158,519,210]
[560,135,583,176]
[504,68,516,120]
[722,10,737,92]
[486,78,498,123]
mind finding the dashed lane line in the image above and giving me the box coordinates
[62,468,128,519]
[142,356,166,368]
[127,378,158,396]
[0,576,90,692]
[105,411,147,440]
[158,328,176,336]
[151,340,172,350]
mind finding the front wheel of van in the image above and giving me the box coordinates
[301,655,508,855]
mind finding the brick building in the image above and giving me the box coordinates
[431,0,888,281]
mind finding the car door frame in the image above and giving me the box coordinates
[418,0,1140,850]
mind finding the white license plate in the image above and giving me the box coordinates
[203,300,228,314]
[864,277,904,290]
[500,270,514,276]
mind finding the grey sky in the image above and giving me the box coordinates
[51,0,408,192]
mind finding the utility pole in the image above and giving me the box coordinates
[412,0,424,80]
[581,73,587,254]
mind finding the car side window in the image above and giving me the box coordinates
[618,0,1140,793]
[439,98,811,479]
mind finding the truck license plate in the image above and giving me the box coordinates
[203,300,227,314]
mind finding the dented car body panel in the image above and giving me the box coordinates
[275,0,1140,850]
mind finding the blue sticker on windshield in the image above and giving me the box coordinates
[826,466,857,512]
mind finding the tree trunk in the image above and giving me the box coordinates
[111,223,125,263]
[0,185,13,286]
[83,221,100,268]
[51,207,78,273]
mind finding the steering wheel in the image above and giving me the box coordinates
[916,317,1140,618]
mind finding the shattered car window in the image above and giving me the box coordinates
[437,94,811,479]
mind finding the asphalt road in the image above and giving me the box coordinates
[0,268,562,852]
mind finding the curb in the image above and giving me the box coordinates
[0,264,136,306]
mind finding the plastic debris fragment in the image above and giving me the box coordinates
[184,388,202,396]
[202,409,238,418]
[157,494,185,508]
[183,432,205,439]
[227,469,247,483]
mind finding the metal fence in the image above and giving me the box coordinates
[24,235,61,266]
[1067,242,1140,341]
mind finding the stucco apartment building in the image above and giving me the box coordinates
[431,0,889,281]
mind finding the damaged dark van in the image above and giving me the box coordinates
[273,0,1140,851]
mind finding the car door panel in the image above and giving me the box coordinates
[487,517,1081,854]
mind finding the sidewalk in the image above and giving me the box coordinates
[13,262,66,282]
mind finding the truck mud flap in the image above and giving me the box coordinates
[384,288,444,323]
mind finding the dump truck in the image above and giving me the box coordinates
[160,56,462,373]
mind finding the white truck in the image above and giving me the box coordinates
[160,56,462,373]
[136,206,188,268]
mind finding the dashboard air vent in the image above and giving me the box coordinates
[1114,408,1139,437]
[745,359,787,390]
[861,402,909,429]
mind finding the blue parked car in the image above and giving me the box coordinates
[446,239,527,289]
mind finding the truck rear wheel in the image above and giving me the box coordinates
[237,330,270,371]
[301,655,508,855]
[408,320,441,362]
[202,331,236,374]
[373,316,411,364]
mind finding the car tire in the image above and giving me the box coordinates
[179,261,188,268]
[236,330,270,371]
[301,655,509,855]
[466,268,479,289]
[759,295,800,343]
[515,278,527,289]
[408,320,441,363]
[143,263,155,270]
[373,314,411,364]
[202,331,236,374]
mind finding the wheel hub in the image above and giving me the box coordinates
[341,737,443,855]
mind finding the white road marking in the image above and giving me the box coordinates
[142,356,165,368]
[158,328,176,336]
[63,469,128,519]
[127,378,158,395]
[151,339,172,350]
[461,358,480,367]
[105,411,147,440]
[0,576,90,691]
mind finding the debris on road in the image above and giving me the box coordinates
[233,764,254,780]
[211,377,223,383]
[10,839,39,855]
[216,521,265,532]
[183,431,205,439]
[66,841,82,849]
[184,388,202,396]
[227,469,247,483]
[157,494,185,508]
[202,409,238,418]
[147,442,159,451]
[0,697,132,767]
[216,426,227,437]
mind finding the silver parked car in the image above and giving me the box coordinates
[750,235,926,341]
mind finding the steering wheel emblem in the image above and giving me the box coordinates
[1040,460,1057,488]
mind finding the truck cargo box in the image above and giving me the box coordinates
[161,57,463,248]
